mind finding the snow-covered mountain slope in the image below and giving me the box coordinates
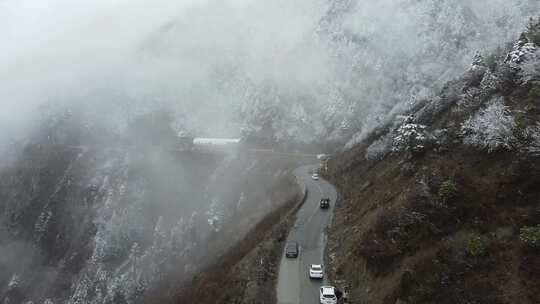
[0,110,300,304]
[142,0,539,147]
[1,1,539,303]
[326,20,540,304]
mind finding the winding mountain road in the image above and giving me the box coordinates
[277,165,338,304]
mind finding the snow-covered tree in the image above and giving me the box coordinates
[91,210,132,263]
[392,116,431,153]
[480,69,501,93]
[186,211,198,245]
[506,40,536,64]
[7,274,21,290]
[520,50,540,83]
[34,210,53,243]
[152,216,167,250]
[471,52,486,71]
[128,243,141,273]
[461,98,516,152]
[206,199,224,233]
[144,216,168,282]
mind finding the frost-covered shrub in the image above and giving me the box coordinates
[466,233,486,257]
[480,69,500,93]
[206,199,225,232]
[505,40,536,64]
[521,123,540,156]
[520,225,540,247]
[461,98,516,152]
[34,210,53,242]
[520,50,540,84]
[438,180,458,203]
[433,128,451,149]
[365,134,393,161]
[470,52,487,71]
[392,119,430,153]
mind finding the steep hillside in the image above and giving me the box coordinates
[169,177,304,304]
[326,21,540,304]
[0,109,302,304]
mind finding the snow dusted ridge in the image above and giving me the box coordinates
[357,20,540,161]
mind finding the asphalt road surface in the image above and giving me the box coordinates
[277,165,338,304]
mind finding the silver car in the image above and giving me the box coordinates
[309,264,324,279]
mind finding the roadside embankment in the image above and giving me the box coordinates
[170,172,308,304]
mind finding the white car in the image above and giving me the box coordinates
[309,264,324,279]
[319,286,338,304]
[311,173,319,180]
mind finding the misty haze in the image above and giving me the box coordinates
[1,1,539,303]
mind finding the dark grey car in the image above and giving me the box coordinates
[285,241,299,258]
[320,198,330,209]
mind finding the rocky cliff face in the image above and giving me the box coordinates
[326,21,540,304]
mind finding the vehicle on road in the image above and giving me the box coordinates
[284,241,299,258]
[309,264,324,279]
[320,286,338,304]
[312,173,319,180]
[320,197,330,209]
[317,153,330,161]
